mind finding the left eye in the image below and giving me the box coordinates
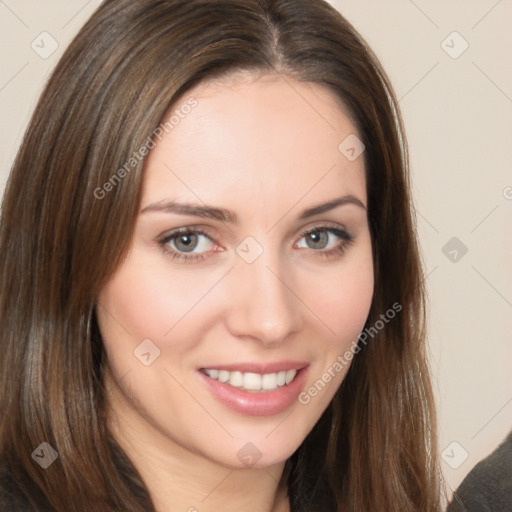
[163,230,215,253]
[296,228,346,250]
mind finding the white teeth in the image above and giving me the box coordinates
[243,372,262,390]
[261,373,277,390]
[202,368,299,392]
[285,369,297,385]
[218,370,230,383]
[229,371,243,387]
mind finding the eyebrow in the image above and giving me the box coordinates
[299,195,366,218]
[140,194,366,223]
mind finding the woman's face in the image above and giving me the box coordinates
[97,72,374,469]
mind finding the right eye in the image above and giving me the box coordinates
[158,227,219,263]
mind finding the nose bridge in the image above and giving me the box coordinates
[225,243,302,344]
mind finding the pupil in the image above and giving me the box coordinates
[307,231,327,249]
[175,233,198,252]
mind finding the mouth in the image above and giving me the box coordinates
[200,368,298,393]
[198,362,309,416]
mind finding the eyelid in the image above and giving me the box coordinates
[157,225,217,243]
[296,221,353,242]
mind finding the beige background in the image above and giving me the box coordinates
[1,0,511,498]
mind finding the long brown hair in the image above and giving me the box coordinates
[0,0,442,510]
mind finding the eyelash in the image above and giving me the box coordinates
[157,225,354,264]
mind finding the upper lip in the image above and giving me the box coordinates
[199,361,309,374]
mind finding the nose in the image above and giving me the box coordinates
[224,250,303,347]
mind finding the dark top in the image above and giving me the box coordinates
[0,480,36,511]
[447,433,512,512]
[0,462,49,512]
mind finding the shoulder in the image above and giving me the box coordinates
[447,434,512,512]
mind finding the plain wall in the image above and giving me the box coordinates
[0,0,511,499]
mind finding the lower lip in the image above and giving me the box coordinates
[198,367,309,416]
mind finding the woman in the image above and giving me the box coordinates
[0,0,443,510]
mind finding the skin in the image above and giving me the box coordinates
[97,71,374,512]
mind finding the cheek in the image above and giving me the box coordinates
[309,248,374,349]
[296,251,373,416]
[332,270,374,339]
[96,253,214,344]
[96,270,163,344]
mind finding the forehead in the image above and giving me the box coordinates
[141,72,366,219]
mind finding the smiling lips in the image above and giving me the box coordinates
[198,362,309,416]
